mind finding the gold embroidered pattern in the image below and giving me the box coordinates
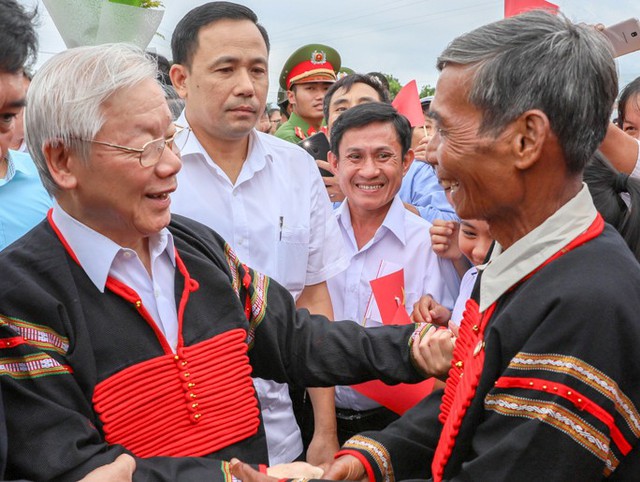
[224,244,241,297]
[508,353,640,438]
[223,245,270,348]
[343,435,395,482]
[220,461,234,482]
[246,271,269,348]
[485,393,617,474]
[0,352,72,379]
[0,314,69,355]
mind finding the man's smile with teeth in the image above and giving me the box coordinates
[357,183,383,191]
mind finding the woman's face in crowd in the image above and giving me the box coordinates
[622,93,640,140]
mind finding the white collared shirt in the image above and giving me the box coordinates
[329,195,460,410]
[450,266,478,327]
[478,184,598,312]
[172,113,348,300]
[171,114,348,465]
[52,202,179,351]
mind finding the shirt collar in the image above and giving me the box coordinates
[478,184,597,311]
[51,202,176,293]
[0,150,29,184]
[336,195,407,250]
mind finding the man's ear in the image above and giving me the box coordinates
[402,148,415,177]
[328,150,339,173]
[511,109,549,171]
[286,89,296,106]
[169,64,189,99]
[42,139,78,190]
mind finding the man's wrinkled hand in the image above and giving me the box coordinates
[323,455,368,481]
[412,325,455,380]
[306,430,340,466]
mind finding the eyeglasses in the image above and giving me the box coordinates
[78,125,190,168]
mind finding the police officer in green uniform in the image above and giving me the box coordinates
[274,44,341,143]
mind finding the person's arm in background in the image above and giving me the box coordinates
[429,220,470,277]
[317,160,345,206]
[599,123,640,176]
[296,281,340,466]
[399,159,458,223]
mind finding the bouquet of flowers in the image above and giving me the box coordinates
[43,0,165,50]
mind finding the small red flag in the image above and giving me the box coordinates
[352,265,435,414]
[504,0,559,17]
[369,269,407,325]
[392,80,424,127]
[350,378,436,415]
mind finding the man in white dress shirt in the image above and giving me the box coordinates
[326,102,460,443]
[168,2,347,465]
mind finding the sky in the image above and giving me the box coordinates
[21,0,640,105]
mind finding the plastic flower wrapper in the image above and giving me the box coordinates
[43,0,164,50]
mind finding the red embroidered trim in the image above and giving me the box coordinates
[335,450,376,482]
[0,336,25,349]
[47,209,80,264]
[495,376,632,455]
[241,263,252,321]
[93,329,260,457]
[431,214,605,481]
[47,210,200,355]
[432,300,495,481]
[48,211,261,456]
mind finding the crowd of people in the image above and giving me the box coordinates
[1,0,640,481]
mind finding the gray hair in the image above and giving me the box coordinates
[25,43,158,195]
[437,10,617,173]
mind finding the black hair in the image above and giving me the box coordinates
[171,1,270,69]
[146,51,172,86]
[366,72,391,92]
[330,102,412,158]
[0,0,38,73]
[584,150,640,260]
[323,73,391,121]
[617,77,640,128]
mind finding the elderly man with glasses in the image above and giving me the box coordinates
[0,43,443,481]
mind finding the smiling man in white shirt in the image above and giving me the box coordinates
[326,102,460,443]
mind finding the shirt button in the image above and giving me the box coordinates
[123,251,133,259]
[232,190,238,197]
[237,239,243,246]
[154,289,160,298]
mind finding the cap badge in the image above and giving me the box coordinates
[311,50,327,65]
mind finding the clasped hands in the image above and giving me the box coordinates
[229,454,367,482]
